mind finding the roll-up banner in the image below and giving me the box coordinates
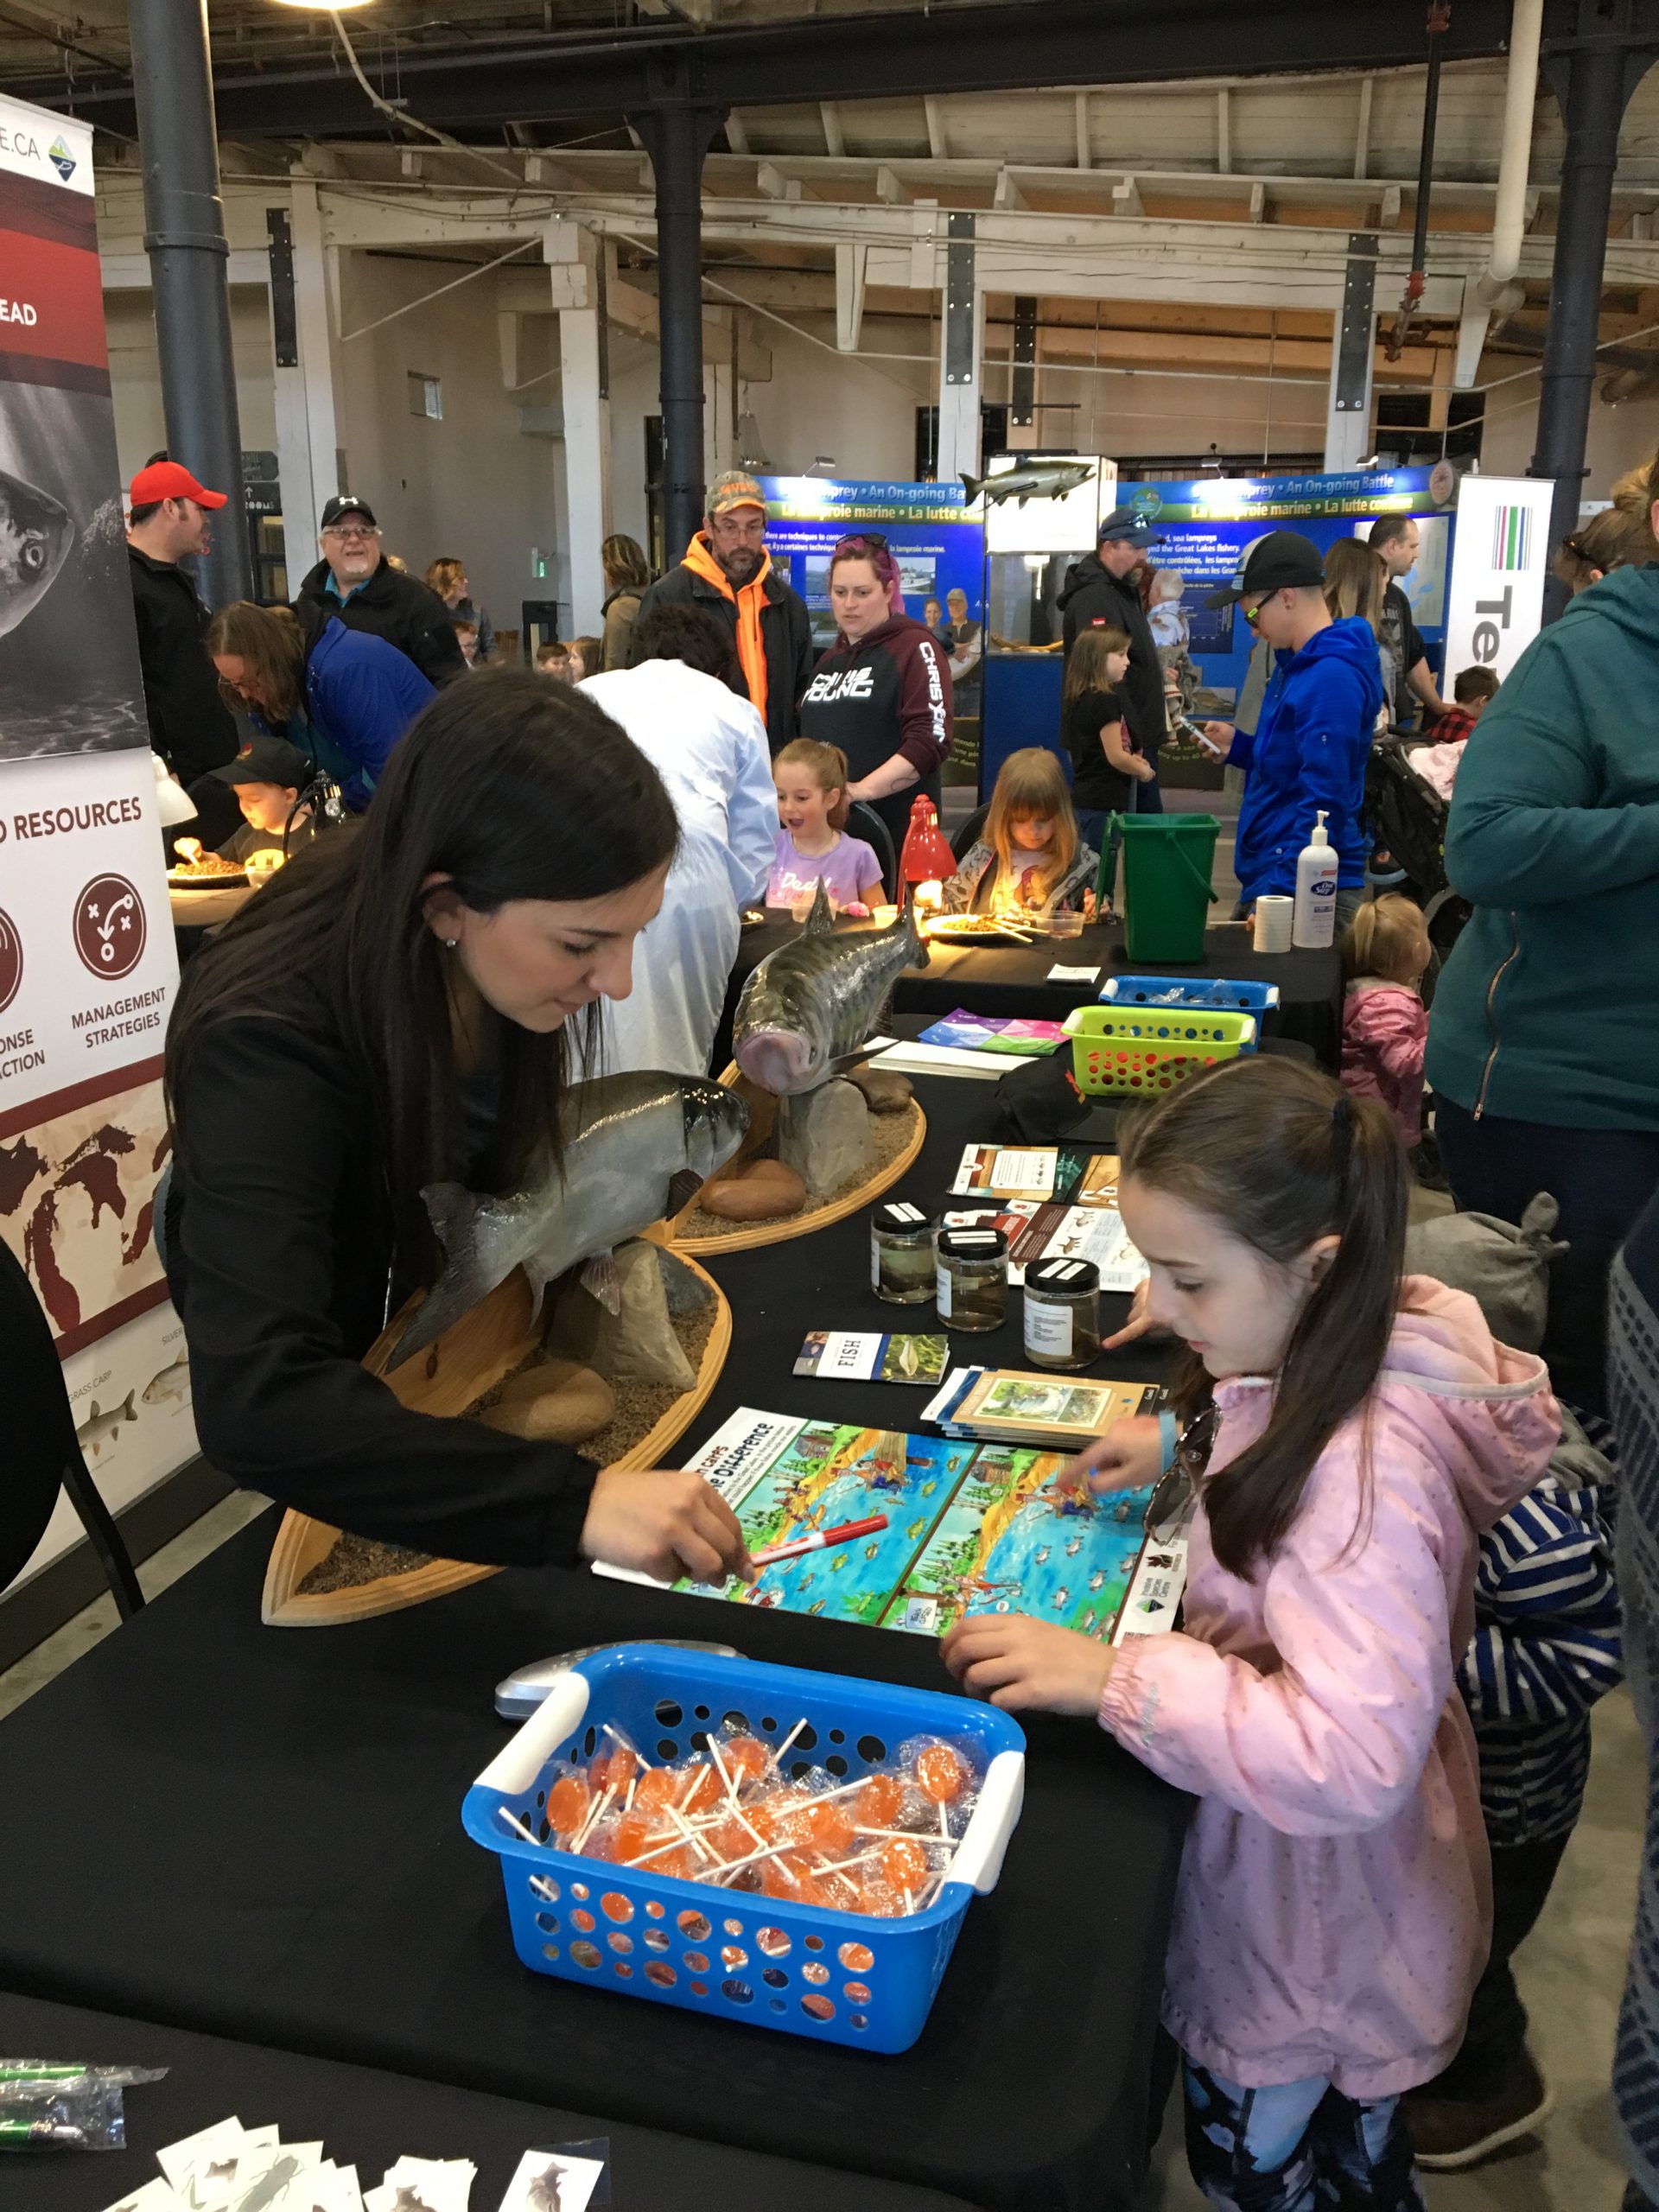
[0,94,197,1592]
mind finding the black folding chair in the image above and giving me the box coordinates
[849,801,898,900]
[0,1236,144,1617]
[950,804,989,862]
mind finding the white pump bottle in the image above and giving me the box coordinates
[1292,810,1338,949]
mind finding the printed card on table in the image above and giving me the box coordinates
[950,1144,1058,1200]
[794,1331,949,1386]
[496,2145,608,2212]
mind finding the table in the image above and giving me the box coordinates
[0,1077,1187,2212]
[167,883,254,932]
[0,1993,974,2211]
[728,913,1343,1071]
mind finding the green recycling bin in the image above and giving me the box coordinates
[1116,813,1220,963]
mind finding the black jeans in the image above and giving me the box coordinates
[1435,1096,1659,1419]
[1426,1831,1572,2101]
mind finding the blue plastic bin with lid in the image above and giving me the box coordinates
[463,1643,1026,2055]
[1101,973,1281,1014]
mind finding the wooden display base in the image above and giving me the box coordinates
[666,1068,926,1257]
[261,1250,731,1627]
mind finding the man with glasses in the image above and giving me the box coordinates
[1199,531,1385,929]
[294,494,464,687]
[635,470,812,753]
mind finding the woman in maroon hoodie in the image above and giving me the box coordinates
[798,534,953,855]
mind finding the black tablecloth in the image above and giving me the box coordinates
[723,915,1342,1071]
[0,1993,974,2211]
[0,1078,1186,2212]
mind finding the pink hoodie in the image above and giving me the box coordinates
[1099,1278,1558,2099]
[1341,978,1428,1146]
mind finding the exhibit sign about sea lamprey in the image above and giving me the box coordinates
[1440,475,1554,683]
[0,95,195,1587]
[757,476,985,655]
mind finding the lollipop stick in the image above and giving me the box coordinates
[603,1722,652,1768]
[498,1808,543,1848]
[767,1718,808,1773]
[706,1736,739,1807]
[571,1783,616,1853]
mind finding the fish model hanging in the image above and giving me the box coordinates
[0,468,73,638]
[961,460,1095,508]
[387,1072,749,1370]
[733,881,928,1096]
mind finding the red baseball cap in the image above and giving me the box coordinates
[128,460,227,510]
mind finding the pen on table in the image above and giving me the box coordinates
[751,1514,890,1569]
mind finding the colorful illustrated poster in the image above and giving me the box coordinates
[628,1408,1181,1645]
[0,96,195,1590]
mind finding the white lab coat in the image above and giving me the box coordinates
[578,661,776,1076]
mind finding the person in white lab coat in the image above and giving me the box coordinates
[579,604,776,1075]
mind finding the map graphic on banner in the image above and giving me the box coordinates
[0,94,197,1588]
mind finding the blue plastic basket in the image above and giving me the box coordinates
[1101,972,1281,1014]
[463,1644,1026,2056]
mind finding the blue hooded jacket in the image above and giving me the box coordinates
[1228,615,1385,900]
[302,615,434,810]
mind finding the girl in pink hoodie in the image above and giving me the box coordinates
[944,1057,1557,2211]
[1340,893,1431,1148]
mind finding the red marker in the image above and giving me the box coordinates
[752,1514,889,1569]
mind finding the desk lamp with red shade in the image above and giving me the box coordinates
[899,795,957,924]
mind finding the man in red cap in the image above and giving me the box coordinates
[126,455,240,823]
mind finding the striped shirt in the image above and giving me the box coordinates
[1459,1452,1623,1847]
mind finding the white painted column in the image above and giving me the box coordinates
[936,213,982,486]
[548,217,612,635]
[275,175,343,569]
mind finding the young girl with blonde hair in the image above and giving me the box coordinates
[944,746,1099,916]
[768,737,886,913]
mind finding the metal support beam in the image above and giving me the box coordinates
[1075,92,1091,170]
[1010,294,1039,431]
[633,101,725,560]
[126,0,251,606]
[1529,35,1656,557]
[45,0,1519,139]
[1324,232,1378,470]
[1216,87,1231,175]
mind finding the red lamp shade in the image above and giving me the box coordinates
[899,794,957,884]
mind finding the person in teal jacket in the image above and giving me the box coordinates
[1200,531,1386,923]
[1427,523,1659,1421]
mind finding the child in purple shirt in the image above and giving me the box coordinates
[768,738,887,913]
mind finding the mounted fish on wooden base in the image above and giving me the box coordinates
[261,1075,747,1627]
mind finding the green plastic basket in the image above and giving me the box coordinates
[1062,1002,1257,1097]
[1114,813,1221,963]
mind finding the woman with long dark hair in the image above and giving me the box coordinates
[163,671,747,1582]
[798,535,952,854]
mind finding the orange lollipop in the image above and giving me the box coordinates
[799,1801,855,1854]
[603,1742,639,1792]
[611,1812,654,1863]
[881,1835,929,1891]
[855,1773,905,1827]
[546,1774,590,1838]
[678,1762,721,1816]
[723,1735,769,1785]
[859,1878,906,1919]
[633,1765,677,1815]
[915,1742,965,1804]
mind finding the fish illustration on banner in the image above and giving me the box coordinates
[0,467,73,638]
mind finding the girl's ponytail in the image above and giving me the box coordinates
[1119,1058,1408,1579]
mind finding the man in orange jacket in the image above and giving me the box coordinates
[635,471,814,753]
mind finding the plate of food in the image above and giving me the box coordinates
[168,842,249,889]
[924,912,1041,944]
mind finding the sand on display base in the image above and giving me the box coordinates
[671,1096,925,1252]
[266,1256,729,1624]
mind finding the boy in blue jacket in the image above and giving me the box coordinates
[1200,531,1386,928]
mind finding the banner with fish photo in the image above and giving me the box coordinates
[0,95,196,1595]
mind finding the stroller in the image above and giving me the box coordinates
[1365,734,1470,961]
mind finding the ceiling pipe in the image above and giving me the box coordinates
[1387,0,1450,359]
[1478,0,1544,308]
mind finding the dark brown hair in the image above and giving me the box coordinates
[1452,664,1500,706]
[205,601,306,721]
[1119,1055,1408,1578]
[165,671,678,1275]
[1063,623,1131,709]
[628,602,746,694]
[601,532,651,594]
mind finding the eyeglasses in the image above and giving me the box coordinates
[323,524,378,543]
[1143,1401,1216,1537]
[1243,597,1270,630]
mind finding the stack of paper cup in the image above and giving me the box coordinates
[1253,896,1294,954]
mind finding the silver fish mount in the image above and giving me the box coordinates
[732,882,929,1096]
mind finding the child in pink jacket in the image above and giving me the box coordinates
[1340,893,1431,1147]
[945,1056,1557,2211]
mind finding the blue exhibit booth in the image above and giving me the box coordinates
[978,463,1460,801]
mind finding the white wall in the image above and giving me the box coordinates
[333,253,560,645]
[106,283,278,486]
[742,317,929,479]
[1477,373,1659,499]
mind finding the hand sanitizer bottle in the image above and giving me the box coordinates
[1293,810,1338,949]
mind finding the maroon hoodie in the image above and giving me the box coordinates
[799,613,953,791]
